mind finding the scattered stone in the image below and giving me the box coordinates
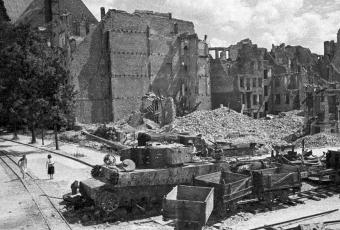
[127,111,144,127]
[143,118,160,130]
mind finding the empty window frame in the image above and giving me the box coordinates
[253,94,257,105]
[275,94,281,105]
[285,93,290,104]
[240,77,244,88]
[253,78,256,88]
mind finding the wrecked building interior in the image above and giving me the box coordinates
[209,39,272,118]
[1,0,340,229]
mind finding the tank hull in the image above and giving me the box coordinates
[80,161,229,215]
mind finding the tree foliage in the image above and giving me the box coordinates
[0,23,76,143]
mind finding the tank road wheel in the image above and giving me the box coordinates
[91,165,103,178]
[95,191,119,213]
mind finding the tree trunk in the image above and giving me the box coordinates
[41,128,44,145]
[54,124,59,150]
[13,122,18,140]
[31,123,36,144]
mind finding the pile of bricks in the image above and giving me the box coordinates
[168,107,304,146]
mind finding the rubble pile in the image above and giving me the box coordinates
[59,130,86,143]
[295,133,340,148]
[169,107,304,145]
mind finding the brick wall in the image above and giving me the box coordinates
[105,10,197,120]
[73,9,202,123]
[197,54,211,110]
[71,24,112,123]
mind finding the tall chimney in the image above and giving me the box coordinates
[100,7,105,20]
[204,35,207,41]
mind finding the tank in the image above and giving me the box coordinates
[79,143,229,218]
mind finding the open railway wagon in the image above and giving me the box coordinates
[79,143,229,220]
[252,164,302,207]
[162,185,214,230]
[194,170,253,216]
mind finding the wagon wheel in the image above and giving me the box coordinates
[227,201,237,213]
[95,191,119,213]
[215,201,227,217]
[263,192,273,208]
[278,189,289,203]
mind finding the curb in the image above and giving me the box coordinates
[0,137,94,168]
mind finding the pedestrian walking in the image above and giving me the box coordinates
[46,154,55,179]
[17,154,27,179]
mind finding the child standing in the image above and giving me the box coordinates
[17,154,27,179]
[46,154,55,179]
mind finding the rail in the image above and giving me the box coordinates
[0,137,94,167]
[0,150,73,230]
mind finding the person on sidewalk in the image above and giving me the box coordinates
[17,154,27,179]
[46,154,55,179]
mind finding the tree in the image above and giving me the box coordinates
[0,24,76,146]
[39,47,76,149]
[0,43,26,139]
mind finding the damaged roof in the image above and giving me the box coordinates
[3,0,97,25]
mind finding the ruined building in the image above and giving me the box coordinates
[304,29,340,134]
[0,0,9,22]
[317,29,340,83]
[3,1,339,126]
[71,8,211,123]
[209,39,321,118]
[267,44,318,114]
[305,83,340,134]
[209,39,272,118]
[2,0,98,51]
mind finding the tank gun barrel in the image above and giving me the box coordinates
[81,131,128,151]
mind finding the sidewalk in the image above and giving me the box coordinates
[0,134,108,166]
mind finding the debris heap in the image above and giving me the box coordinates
[169,107,304,145]
[294,132,340,148]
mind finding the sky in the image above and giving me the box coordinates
[83,0,340,54]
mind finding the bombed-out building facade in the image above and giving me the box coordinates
[303,30,340,134]
[208,39,312,118]
[209,39,272,118]
[71,8,211,123]
[2,0,340,131]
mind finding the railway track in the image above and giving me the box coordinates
[0,137,94,167]
[0,150,72,230]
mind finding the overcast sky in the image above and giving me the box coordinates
[83,0,340,54]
